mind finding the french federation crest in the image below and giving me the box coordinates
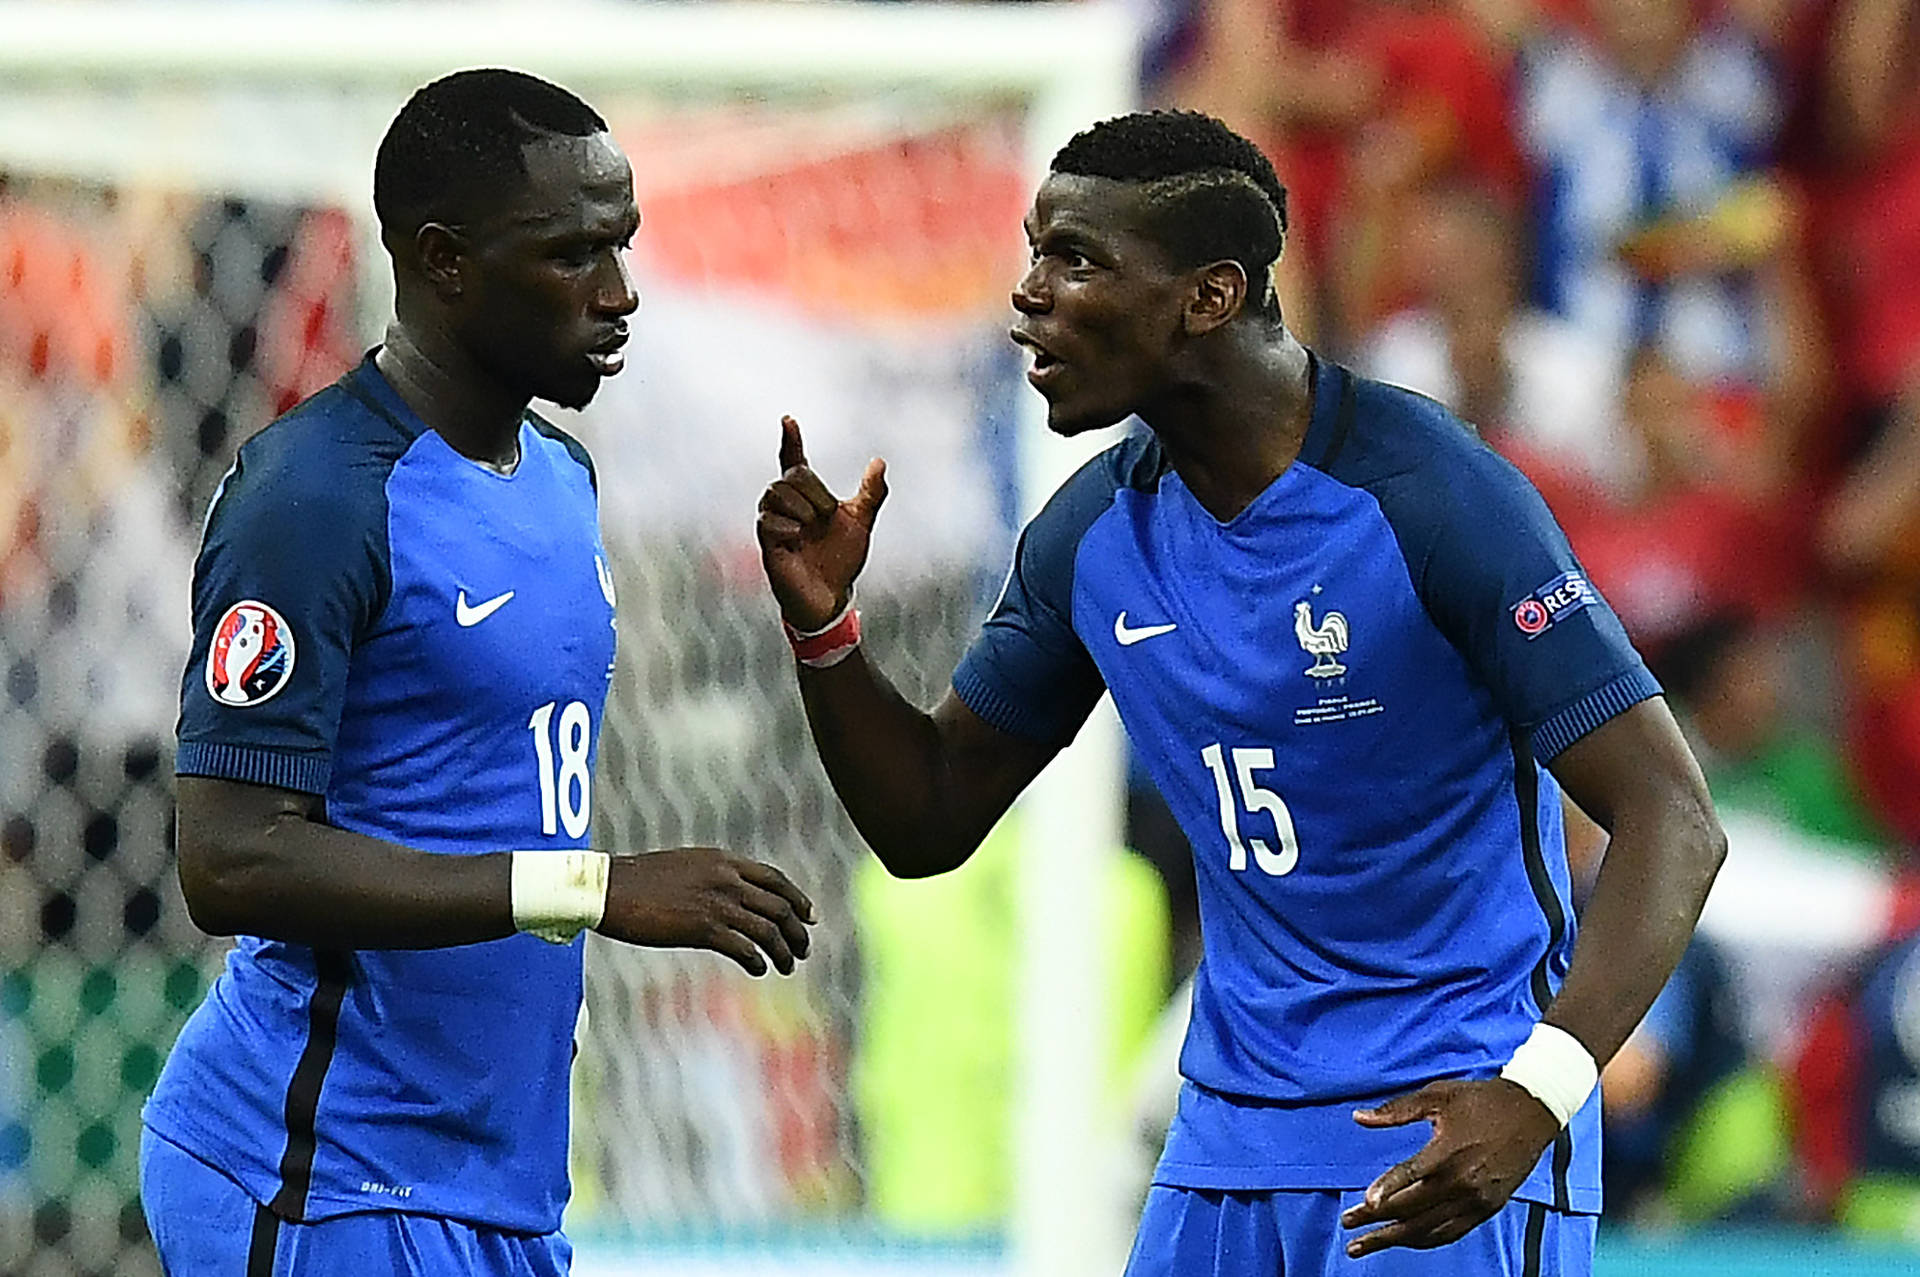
[1294,600,1349,678]
[206,600,296,706]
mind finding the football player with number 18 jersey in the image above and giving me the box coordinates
[142,70,816,1277]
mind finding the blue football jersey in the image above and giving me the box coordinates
[146,355,618,1233]
[953,356,1659,1214]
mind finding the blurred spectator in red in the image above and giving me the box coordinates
[1768,0,1920,848]
[1851,675,1920,852]
[1556,345,1806,652]
[1777,0,1920,493]
[1792,922,1920,1233]
[1355,181,1633,492]
[1165,0,1527,340]
[1518,0,1827,453]
[1353,177,1811,652]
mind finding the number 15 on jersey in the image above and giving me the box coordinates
[1201,743,1300,876]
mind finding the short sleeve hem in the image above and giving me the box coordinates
[951,662,1073,746]
[176,742,332,795]
[1530,668,1661,761]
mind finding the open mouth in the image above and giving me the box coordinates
[1024,352,1065,392]
[588,329,629,376]
[1011,328,1063,386]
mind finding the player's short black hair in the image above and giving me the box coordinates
[373,68,609,242]
[1051,110,1289,322]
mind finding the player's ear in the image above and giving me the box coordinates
[414,222,469,299]
[1184,260,1247,338]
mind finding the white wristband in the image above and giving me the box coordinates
[1499,1022,1598,1128]
[786,590,855,640]
[510,850,610,945]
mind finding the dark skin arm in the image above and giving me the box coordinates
[795,666,1056,879]
[177,776,816,975]
[758,416,1058,878]
[1341,695,1725,1255]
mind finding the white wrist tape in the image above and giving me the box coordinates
[510,850,610,944]
[1499,1022,1598,1128]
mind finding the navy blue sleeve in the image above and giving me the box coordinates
[1364,392,1659,760]
[949,441,1145,745]
[175,415,392,794]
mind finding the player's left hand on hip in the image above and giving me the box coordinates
[1338,1078,1559,1256]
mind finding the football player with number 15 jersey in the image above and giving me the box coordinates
[757,111,1726,1275]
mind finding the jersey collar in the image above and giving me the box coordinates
[340,349,432,445]
[1294,351,1356,473]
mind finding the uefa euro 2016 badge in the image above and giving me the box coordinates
[206,600,296,706]
[1511,571,1596,640]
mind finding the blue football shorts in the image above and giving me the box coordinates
[1125,1184,1595,1276]
[141,1126,572,1276]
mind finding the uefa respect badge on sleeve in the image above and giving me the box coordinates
[1509,572,1596,641]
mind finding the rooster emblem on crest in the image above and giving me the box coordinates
[1294,600,1349,678]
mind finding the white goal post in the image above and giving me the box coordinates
[1,4,1139,1275]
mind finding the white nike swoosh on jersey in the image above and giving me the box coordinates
[456,589,515,627]
[1114,612,1178,646]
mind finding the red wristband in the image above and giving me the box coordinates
[784,598,861,668]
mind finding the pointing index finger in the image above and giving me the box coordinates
[779,415,808,473]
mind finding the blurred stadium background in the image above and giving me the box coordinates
[5,0,1920,1274]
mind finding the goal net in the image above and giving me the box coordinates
[0,4,1138,1275]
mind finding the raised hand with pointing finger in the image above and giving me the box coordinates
[752,413,1059,882]
[757,415,889,632]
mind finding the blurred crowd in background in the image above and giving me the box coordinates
[2,0,1920,1266]
[1131,0,1920,1241]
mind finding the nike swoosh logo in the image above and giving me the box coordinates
[1114,612,1178,646]
[456,589,515,627]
